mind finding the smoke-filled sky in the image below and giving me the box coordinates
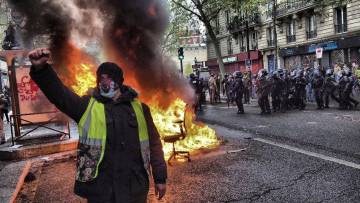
[7,0,193,107]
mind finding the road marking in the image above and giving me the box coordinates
[306,122,317,125]
[218,106,237,109]
[255,125,270,128]
[253,138,360,170]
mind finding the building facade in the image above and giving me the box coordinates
[206,9,263,74]
[270,0,360,71]
[207,0,360,74]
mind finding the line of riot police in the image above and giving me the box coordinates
[189,66,359,114]
[222,66,359,115]
[262,67,359,113]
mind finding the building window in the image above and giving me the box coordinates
[267,27,275,47]
[227,37,233,55]
[251,32,258,50]
[225,10,230,27]
[266,2,273,19]
[215,15,220,34]
[287,20,296,43]
[306,14,317,39]
[239,34,246,52]
[335,6,347,33]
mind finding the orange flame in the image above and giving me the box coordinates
[71,64,97,95]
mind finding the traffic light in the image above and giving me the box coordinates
[178,47,184,60]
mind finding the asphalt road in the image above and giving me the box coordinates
[15,101,360,202]
[198,101,360,164]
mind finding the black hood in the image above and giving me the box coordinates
[96,62,124,87]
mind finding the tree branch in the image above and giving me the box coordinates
[171,0,202,19]
[208,8,222,21]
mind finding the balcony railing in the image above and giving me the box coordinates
[267,39,275,47]
[306,30,317,39]
[276,0,315,17]
[287,35,296,43]
[228,13,260,33]
[335,24,347,33]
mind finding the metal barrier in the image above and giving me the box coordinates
[10,111,71,146]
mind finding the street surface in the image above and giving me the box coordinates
[15,102,360,202]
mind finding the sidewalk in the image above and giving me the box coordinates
[0,122,80,202]
[0,122,79,161]
[0,160,27,203]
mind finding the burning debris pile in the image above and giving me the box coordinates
[7,0,219,156]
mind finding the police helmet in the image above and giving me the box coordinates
[233,71,243,78]
[344,68,352,76]
[325,69,334,76]
[296,69,304,78]
[258,69,268,78]
[272,70,279,78]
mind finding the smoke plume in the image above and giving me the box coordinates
[7,0,193,107]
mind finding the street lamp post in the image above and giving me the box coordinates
[194,57,200,78]
[178,47,184,75]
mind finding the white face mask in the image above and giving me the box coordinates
[100,81,117,98]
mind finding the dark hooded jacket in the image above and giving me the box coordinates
[30,64,167,201]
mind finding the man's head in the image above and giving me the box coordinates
[96,62,124,98]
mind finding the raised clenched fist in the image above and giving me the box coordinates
[28,48,50,67]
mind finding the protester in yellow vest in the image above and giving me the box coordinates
[29,48,167,203]
[356,68,360,79]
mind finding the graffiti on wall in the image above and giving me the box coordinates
[17,75,39,101]
[15,66,60,124]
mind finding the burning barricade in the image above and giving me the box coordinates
[66,52,219,158]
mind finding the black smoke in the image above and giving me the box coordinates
[7,0,193,106]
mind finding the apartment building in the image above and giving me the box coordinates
[266,0,360,72]
[207,0,360,74]
[206,9,263,74]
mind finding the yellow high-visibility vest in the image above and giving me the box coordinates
[356,69,360,79]
[76,97,150,182]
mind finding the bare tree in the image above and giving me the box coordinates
[171,0,227,77]
[161,1,189,55]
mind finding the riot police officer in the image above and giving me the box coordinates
[338,70,349,109]
[279,69,290,112]
[232,71,245,114]
[189,73,203,111]
[257,69,271,114]
[323,69,339,108]
[311,68,325,109]
[271,70,283,112]
[294,69,307,110]
[344,69,359,109]
[222,74,232,107]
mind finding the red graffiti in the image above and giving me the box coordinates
[17,76,40,101]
